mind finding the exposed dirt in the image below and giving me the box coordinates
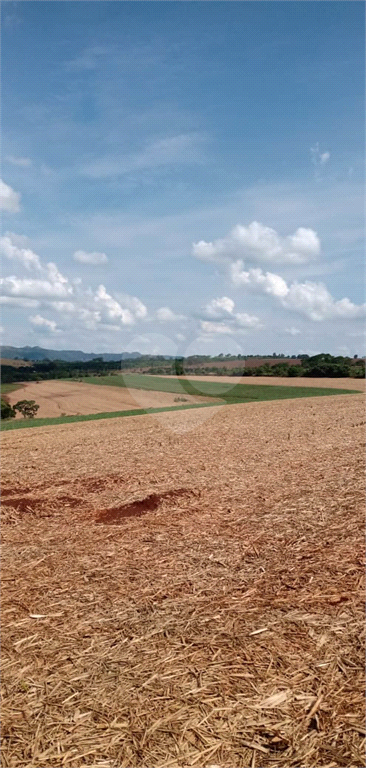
[7,379,212,418]
[96,488,195,524]
[1,393,365,767]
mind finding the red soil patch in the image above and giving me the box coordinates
[95,488,194,523]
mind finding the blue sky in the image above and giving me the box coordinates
[1,1,364,356]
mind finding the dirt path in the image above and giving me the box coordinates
[8,379,211,418]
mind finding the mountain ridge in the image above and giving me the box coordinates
[0,345,143,363]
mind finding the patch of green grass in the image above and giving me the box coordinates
[1,382,24,395]
[0,402,219,431]
[80,373,360,402]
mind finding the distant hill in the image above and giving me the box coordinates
[0,346,142,363]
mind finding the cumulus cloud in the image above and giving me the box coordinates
[203,296,235,318]
[93,285,144,326]
[115,294,148,320]
[230,262,366,321]
[0,180,21,212]
[6,155,32,167]
[1,232,42,270]
[73,249,108,265]
[30,314,59,332]
[156,306,185,322]
[0,275,73,300]
[230,263,289,297]
[199,296,263,335]
[193,221,320,266]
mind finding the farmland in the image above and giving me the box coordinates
[6,379,213,419]
[1,373,361,432]
[1,390,365,767]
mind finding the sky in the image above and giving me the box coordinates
[1,0,365,357]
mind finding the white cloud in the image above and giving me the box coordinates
[235,312,263,329]
[0,180,21,212]
[73,249,108,265]
[93,285,136,325]
[156,306,185,322]
[285,327,301,336]
[6,155,32,167]
[1,232,42,270]
[193,221,320,266]
[231,263,289,297]
[0,275,73,300]
[282,281,366,321]
[203,296,235,318]
[30,314,59,332]
[49,301,76,313]
[115,293,148,320]
[80,133,205,179]
[199,297,263,336]
[320,151,330,165]
[0,296,40,308]
[200,321,234,335]
[229,262,365,321]
[310,143,331,175]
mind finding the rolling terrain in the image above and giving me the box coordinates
[1,392,365,767]
[7,380,212,419]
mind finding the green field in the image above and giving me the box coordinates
[1,373,361,431]
[1,382,23,396]
[82,373,359,403]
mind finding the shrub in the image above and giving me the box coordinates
[1,398,16,420]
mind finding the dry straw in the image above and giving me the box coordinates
[1,394,365,766]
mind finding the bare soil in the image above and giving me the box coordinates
[7,379,211,418]
[1,394,364,767]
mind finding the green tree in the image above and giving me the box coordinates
[1,398,16,420]
[13,400,40,419]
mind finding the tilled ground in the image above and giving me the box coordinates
[1,394,365,768]
[7,380,212,419]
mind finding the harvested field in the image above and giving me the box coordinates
[184,358,303,370]
[1,394,365,767]
[0,358,33,368]
[158,374,366,392]
[7,380,212,419]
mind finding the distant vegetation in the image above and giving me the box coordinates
[1,352,364,385]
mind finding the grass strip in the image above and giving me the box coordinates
[80,373,361,401]
[0,401,221,431]
[1,382,24,396]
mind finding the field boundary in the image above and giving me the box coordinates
[0,401,222,431]
[1,382,362,431]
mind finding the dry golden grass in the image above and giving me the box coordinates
[0,358,33,368]
[1,394,365,767]
[7,379,211,419]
